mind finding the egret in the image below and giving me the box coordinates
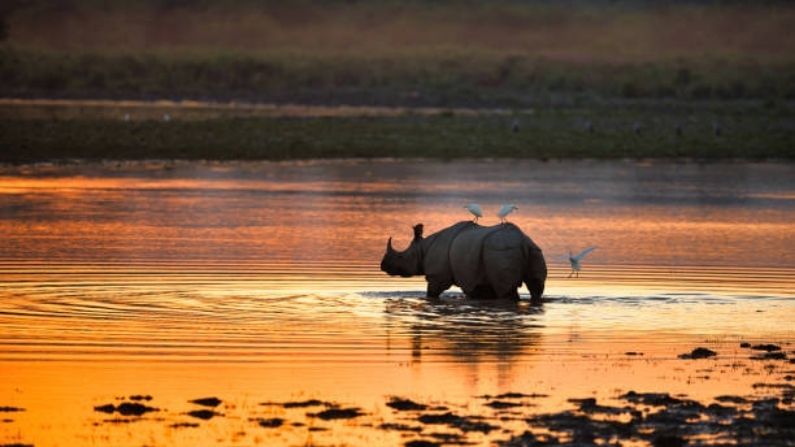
[568,247,597,278]
[497,204,518,223]
[464,203,483,222]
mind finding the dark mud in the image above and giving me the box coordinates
[94,402,158,416]
[186,409,222,420]
[256,418,284,428]
[678,347,717,359]
[387,397,428,411]
[8,345,793,446]
[189,397,222,407]
[310,408,364,420]
[260,399,332,408]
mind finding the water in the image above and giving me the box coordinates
[1,160,794,446]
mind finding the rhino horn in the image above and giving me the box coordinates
[387,237,395,253]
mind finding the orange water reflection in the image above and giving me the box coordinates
[0,160,794,446]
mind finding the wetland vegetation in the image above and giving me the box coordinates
[1,0,794,161]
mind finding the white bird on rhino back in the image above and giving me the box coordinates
[497,204,518,223]
[464,203,483,222]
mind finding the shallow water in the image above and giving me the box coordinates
[0,160,794,446]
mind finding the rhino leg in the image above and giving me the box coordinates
[426,279,452,298]
[525,277,545,304]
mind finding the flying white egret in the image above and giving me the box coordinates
[568,246,597,278]
[497,204,518,223]
[464,203,483,222]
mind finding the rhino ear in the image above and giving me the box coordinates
[413,224,424,240]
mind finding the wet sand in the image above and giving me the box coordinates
[1,160,794,446]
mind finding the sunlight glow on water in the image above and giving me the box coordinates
[1,160,794,446]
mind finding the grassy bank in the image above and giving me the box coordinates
[3,104,793,162]
[2,46,794,107]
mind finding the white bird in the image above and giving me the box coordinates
[568,247,597,278]
[464,203,483,222]
[497,204,518,223]
[163,113,171,122]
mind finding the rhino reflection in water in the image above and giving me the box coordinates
[380,221,547,302]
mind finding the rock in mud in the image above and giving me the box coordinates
[187,409,222,420]
[311,407,364,420]
[94,404,115,414]
[128,395,152,401]
[751,344,782,352]
[117,402,158,416]
[0,407,24,413]
[0,444,34,447]
[678,347,717,359]
[257,417,284,428]
[740,342,751,348]
[190,397,222,407]
[93,402,158,416]
[386,397,427,411]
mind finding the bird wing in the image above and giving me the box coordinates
[472,204,482,216]
[497,204,515,217]
[573,246,597,261]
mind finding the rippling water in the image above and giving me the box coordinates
[1,160,794,446]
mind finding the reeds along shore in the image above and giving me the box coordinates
[2,105,793,162]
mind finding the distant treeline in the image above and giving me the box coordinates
[1,0,793,105]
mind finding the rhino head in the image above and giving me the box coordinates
[380,224,424,278]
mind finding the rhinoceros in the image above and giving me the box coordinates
[380,221,547,302]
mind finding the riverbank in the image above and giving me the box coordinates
[1,100,793,162]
